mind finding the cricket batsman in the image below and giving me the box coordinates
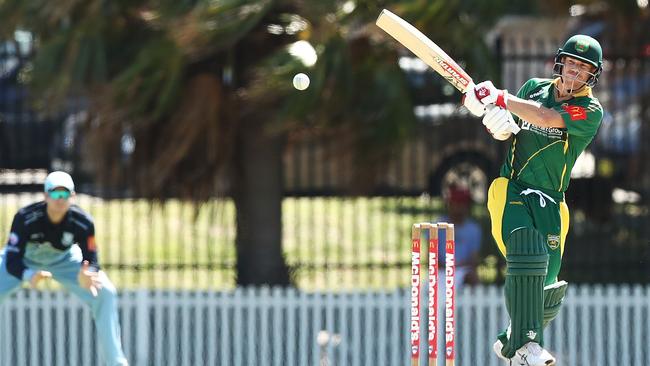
[462,34,604,365]
[0,171,128,366]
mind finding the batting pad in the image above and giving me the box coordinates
[500,228,549,358]
[543,280,568,328]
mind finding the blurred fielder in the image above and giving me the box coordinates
[463,35,604,365]
[0,171,128,366]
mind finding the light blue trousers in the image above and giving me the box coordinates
[0,248,128,366]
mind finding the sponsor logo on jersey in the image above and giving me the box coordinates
[562,104,587,121]
[8,232,19,246]
[521,121,566,140]
[62,232,75,247]
[528,89,546,99]
[547,234,560,250]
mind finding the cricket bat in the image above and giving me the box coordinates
[376,9,520,134]
[376,9,472,93]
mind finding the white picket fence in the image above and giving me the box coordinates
[0,285,649,366]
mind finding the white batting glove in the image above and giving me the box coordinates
[462,82,486,117]
[473,81,508,109]
[483,106,519,141]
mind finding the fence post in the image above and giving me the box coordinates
[135,290,150,365]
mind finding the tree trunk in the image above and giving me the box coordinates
[232,119,291,286]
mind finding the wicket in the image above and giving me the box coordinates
[410,223,455,366]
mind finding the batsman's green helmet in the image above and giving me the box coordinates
[553,34,603,86]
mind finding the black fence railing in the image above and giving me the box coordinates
[1,34,649,289]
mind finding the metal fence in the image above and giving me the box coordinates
[0,192,458,289]
[1,190,648,290]
[1,285,649,366]
[1,33,649,287]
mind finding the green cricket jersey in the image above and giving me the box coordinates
[500,78,604,192]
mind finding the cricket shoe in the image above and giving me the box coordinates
[493,340,556,366]
[510,342,556,366]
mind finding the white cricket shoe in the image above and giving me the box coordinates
[510,342,556,366]
[493,340,556,366]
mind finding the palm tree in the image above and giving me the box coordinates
[0,0,504,286]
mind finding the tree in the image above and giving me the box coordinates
[0,0,504,286]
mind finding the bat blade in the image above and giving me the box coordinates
[376,9,473,93]
[377,9,521,135]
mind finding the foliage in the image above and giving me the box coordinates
[0,0,507,285]
[0,0,510,199]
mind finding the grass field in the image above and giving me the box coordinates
[0,193,495,290]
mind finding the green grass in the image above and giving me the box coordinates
[1,193,490,290]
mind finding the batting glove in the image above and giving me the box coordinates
[473,81,508,109]
[482,106,518,141]
[462,82,486,117]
